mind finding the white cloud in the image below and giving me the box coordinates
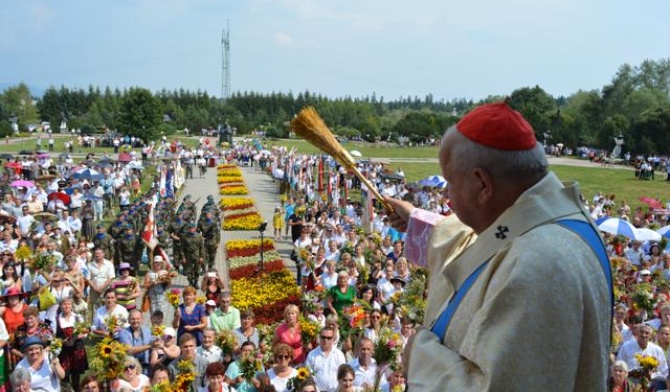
[273,32,296,48]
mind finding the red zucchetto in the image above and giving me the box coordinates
[456,102,536,151]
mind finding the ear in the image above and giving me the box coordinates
[471,168,495,204]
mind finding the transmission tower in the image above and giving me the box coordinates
[221,20,231,101]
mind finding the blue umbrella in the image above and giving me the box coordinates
[73,168,103,181]
[418,175,447,188]
[598,218,636,239]
[656,226,670,239]
[594,216,611,226]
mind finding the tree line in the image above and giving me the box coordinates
[1,58,669,154]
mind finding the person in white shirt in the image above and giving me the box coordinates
[306,326,346,392]
[17,207,35,236]
[87,248,116,309]
[92,289,129,339]
[57,211,72,233]
[67,210,82,236]
[349,337,386,389]
[625,241,645,266]
[617,324,668,380]
[196,328,223,365]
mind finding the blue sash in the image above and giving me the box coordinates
[430,219,613,341]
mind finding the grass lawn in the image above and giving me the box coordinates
[266,138,440,159]
[0,135,200,154]
[385,161,669,212]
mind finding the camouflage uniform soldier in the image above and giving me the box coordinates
[108,214,127,266]
[168,213,186,270]
[93,224,114,261]
[198,211,220,271]
[118,225,141,275]
[181,222,205,287]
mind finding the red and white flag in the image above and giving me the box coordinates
[142,204,158,250]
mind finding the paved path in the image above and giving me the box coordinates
[153,163,293,325]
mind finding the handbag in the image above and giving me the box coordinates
[141,292,151,312]
[38,287,57,311]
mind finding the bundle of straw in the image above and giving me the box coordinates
[291,107,393,212]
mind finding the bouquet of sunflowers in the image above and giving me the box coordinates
[239,350,263,382]
[89,337,128,380]
[152,324,165,338]
[166,289,182,308]
[216,329,238,357]
[286,367,312,392]
[172,359,197,391]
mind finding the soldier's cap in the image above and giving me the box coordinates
[188,222,197,228]
[97,224,104,229]
[125,224,134,230]
[207,195,214,201]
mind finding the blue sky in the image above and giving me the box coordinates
[1,0,668,101]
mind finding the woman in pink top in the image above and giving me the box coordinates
[272,304,306,365]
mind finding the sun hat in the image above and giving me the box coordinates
[205,300,217,307]
[119,262,132,271]
[164,327,176,337]
[153,255,164,263]
[21,336,47,352]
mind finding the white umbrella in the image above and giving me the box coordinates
[272,168,285,179]
[598,218,636,239]
[634,228,662,242]
[350,150,362,158]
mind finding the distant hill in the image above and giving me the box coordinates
[0,82,46,98]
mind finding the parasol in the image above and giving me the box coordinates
[634,228,662,242]
[639,197,664,210]
[36,153,50,159]
[0,215,17,225]
[34,212,59,221]
[10,180,36,188]
[418,175,447,188]
[73,168,103,181]
[47,192,71,204]
[0,153,13,160]
[598,218,636,239]
[118,152,132,163]
[349,150,362,158]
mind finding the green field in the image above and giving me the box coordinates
[0,135,199,155]
[264,138,670,211]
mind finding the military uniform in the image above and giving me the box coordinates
[93,225,114,260]
[168,216,186,270]
[109,215,127,265]
[181,224,205,287]
[118,226,141,275]
[198,216,220,270]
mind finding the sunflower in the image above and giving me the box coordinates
[99,343,113,358]
[297,367,310,380]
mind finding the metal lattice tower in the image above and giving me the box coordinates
[221,20,230,101]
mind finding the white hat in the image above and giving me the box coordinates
[153,255,164,263]
[205,300,217,307]
[640,269,652,276]
[164,327,176,337]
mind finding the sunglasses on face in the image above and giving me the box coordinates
[125,364,136,371]
[276,354,291,360]
[320,335,334,340]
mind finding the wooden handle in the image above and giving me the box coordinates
[349,165,394,212]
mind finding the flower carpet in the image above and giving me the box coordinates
[220,197,264,231]
[226,238,300,324]
[220,165,299,324]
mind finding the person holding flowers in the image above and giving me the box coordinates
[92,288,129,339]
[0,286,28,335]
[268,343,299,392]
[196,328,223,365]
[168,333,209,391]
[52,296,88,389]
[118,309,154,375]
[14,336,64,392]
[225,341,261,392]
[348,337,385,389]
[150,327,181,368]
[273,304,306,365]
[173,286,208,346]
[143,255,171,315]
[608,360,633,392]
